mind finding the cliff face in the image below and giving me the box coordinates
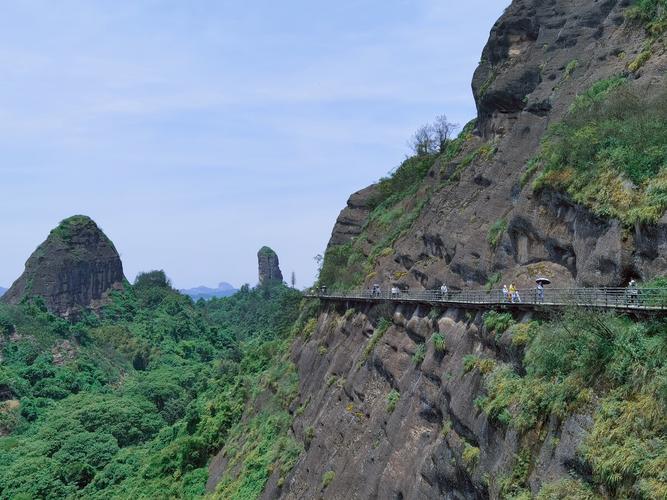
[2,215,125,319]
[262,304,588,499]
[327,0,666,291]
[205,1,667,497]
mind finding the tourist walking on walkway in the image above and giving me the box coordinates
[536,282,544,303]
[440,284,448,300]
[509,283,521,303]
[627,279,639,305]
[502,285,509,302]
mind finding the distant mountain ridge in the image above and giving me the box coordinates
[0,287,6,297]
[180,282,237,300]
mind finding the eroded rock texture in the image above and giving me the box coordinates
[1,215,125,319]
[328,185,379,248]
[260,305,588,499]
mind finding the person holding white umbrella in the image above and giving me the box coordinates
[535,277,551,303]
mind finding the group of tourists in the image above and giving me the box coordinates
[370,284,403,297]
[316,276,652,307]
[348,278,643,307]
[502,284,523,303]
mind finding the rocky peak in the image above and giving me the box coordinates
[328,184,379,248]
[1,215,125,319]
[257,246,283,285]
[472,0,633,138]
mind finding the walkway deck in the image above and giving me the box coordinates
[306,287,667,313]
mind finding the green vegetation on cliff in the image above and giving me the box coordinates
[317,153,437,290]
[0,274,303,499]
[627,0,667,36]
[533,76,667,224]
[318,120,477,290]
[478,310,667,498]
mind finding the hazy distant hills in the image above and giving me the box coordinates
[0,287,6,297]
[180,282,237,300]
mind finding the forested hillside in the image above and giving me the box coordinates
[0,272,304,498]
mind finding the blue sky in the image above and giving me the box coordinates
[0,0,508,289]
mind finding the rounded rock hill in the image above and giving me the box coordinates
[1,215,126,319]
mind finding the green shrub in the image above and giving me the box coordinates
[317,243,366,290]
[463,354,478,373]
[304,426,315,449]
[487,219,507,249]
[536,479,600,499]
[412,344,426,366]
[359,318,391,366]
[485,272,502,292]
[484,273,503,292]
[441,419,452,437]
[483,311,515,334]
[462,443,480,468]
[431,333,446,353]
[628,48,651,72]
[321,471,335,489]
[509,321,539,347]
[626,0,667,36]
[499,448,532,498]
[460,143,496,170]
[563,59,578,79]
[520,158,540,187]
[386,389,400,413]
[302,318,317,338]
[462,354,496,375]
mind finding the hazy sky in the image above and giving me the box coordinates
[0,0,508,290]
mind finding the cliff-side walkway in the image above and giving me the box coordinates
[306,287,667,313]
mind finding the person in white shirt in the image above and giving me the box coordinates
[440,284,448,300]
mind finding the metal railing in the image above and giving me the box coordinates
[305,287,667,311]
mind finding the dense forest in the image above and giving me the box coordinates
[0,272,307,499]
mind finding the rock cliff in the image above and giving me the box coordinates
[326,0,666,291]
[1,215,125,319]
[207,1,667,498]
[262,304,588,499]
[258,246,284,285]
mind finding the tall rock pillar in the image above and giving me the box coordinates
[257,246,283,285]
